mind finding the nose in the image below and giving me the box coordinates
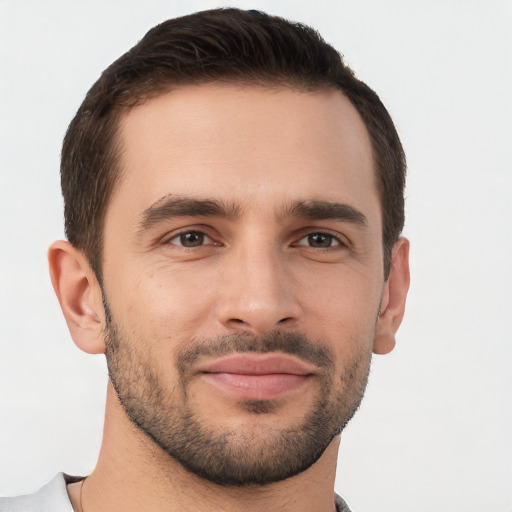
[215,243,302,335]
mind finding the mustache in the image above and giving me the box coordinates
[177,331,334,375]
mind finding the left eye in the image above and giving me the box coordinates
[168,231,212,248]
[296,233,341,248]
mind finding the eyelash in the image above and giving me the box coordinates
[165,230,217,248]
[293,232,346,249]
[164,229,347,250]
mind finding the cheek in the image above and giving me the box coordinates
[299,266,382,345]
[107,261,220,347]
[303,260,381,305]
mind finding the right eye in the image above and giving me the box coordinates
[166,231,213,248]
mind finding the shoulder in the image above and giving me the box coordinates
[335,493,352,512]
[0,474,76,512]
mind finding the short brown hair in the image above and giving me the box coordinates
[61,8,406,280]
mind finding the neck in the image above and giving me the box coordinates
[70,385,340,512]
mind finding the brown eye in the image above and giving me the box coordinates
[309,233,332,248]
[169,231,211,247]
[297,232,341,248]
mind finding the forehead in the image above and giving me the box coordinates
[111,84,378,221]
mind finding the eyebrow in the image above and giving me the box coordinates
[284,200,368,227]
[138,195,368,233]
[138,195,240,231]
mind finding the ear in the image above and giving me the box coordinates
[48,240,106,354]
[373,237,410,355]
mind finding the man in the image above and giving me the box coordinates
[0,8,409,512]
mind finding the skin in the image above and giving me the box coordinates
[49,84,410,512]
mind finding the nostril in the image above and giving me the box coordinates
[223,314,297,333]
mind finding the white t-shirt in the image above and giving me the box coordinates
[0,474,351,511]
[0,474,78,512]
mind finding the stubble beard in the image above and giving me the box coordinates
[104,308,373,487]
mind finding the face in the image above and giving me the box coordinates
[101,84,386,485]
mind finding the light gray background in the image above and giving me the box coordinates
[1,1,511,511]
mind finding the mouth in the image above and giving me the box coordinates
[197,353,316,400]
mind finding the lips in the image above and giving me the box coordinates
[198,354,316,400]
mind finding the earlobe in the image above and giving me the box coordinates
[48,240,106,354]
[373,237,410,355]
